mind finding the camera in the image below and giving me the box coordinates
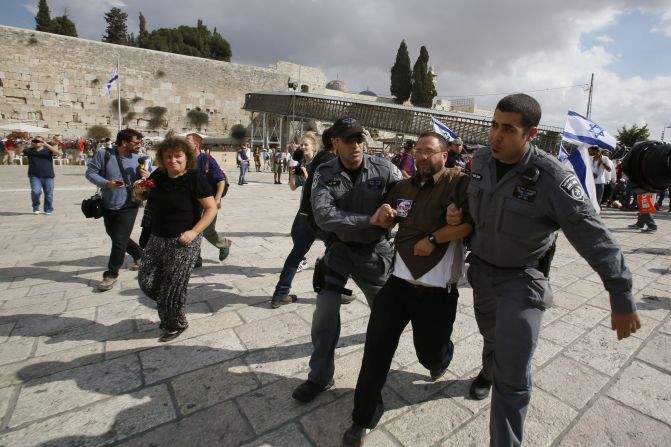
[31,139,41,143]
[621,141,671,193]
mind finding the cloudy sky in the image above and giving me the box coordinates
[3,0,671,138]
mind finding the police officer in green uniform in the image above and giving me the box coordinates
[459,93,641,446]
[291,118,402,403]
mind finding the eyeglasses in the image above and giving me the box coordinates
[130,139,143,146]
[342,134,364,144]
[415,149,442,158]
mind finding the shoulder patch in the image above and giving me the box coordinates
[559,175,585,201]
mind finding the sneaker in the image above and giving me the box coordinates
[468,372,492,400]
[45,211,53,215]
[341,422,371,447]
[627,224,643,229]
[296,258,309,273]
[292,379,334,403]
[641,227,658,233]
[270,294,297,309]
[158,328,186,343]
[340,294,355,305]
[219,240,232,261]
[33,210,41,215]
[98,277,117,292]
[429,364,449,382]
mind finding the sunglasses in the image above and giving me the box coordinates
[342,134,364,144]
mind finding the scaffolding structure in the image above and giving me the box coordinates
[243,92,564,151]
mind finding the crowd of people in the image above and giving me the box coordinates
[3,91,662,446]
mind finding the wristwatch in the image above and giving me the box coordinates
[427,233,438,246]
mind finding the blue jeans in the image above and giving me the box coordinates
[272,214,317,299]
[29,176,54,213]
[238,162,249,184]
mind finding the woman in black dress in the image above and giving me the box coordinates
[135,135,217,342]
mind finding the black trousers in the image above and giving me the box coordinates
[352,275,459,428]
[102,206,142,278]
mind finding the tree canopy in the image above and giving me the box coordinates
[410,46,437,108]
[34,1,77,37]
[103,7,130,45]
[617,123,650,147]
[390,40,412,104]
[35,0,52,32]
[139,19,232,61]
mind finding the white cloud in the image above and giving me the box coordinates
[12,0,671,137]
[652,9,671,36]
[595,35,614,43]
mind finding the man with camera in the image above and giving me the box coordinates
[86,128,148,291]
[23,136,61,215]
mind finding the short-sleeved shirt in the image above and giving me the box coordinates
[146,169,212,238]
[23,147,55,178]
[399,153,415,176]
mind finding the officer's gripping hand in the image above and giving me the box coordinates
[611,312,641,340]
[369,204,396,228]
[446,203,463,226]
[413,237,435,257]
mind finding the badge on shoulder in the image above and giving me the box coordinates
[326,178,341,187]
[559,175,585,201]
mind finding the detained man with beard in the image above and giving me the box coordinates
[340,131,473,447]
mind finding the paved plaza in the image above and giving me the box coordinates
[0,163,670,446]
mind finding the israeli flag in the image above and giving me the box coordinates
[560,144,600,213]
[562,111,616,152]
[106,69,119,96]
[431,117,459,142]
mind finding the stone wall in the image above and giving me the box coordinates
[0,26,329,138]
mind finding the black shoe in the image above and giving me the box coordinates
[219,240,232,261]
[341,422,370,447]
[158,328,185,342]
[468,373,492,400]
[292,379,334,403]
[429,364,449,382]
[194,257,203,269]
[340,294,355,305]
[270,294,297,309]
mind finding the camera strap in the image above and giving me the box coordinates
[113,148,132,190]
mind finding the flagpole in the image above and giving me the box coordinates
[586,73,594,119]
[117,54,122,131]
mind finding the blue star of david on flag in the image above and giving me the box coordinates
[562,111,616,152]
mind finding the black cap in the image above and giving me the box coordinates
[332,118,364,139]
[403,140,416,150]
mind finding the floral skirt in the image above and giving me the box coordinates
[138,234,202,331]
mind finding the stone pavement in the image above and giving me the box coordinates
[0,164,670,447]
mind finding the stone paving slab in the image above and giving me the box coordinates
[0,165,670,446]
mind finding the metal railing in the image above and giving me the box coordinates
[243,92,564,151]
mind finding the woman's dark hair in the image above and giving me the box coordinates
[322,127,334,150]
[495,93,542,130]
[154,134,197,172]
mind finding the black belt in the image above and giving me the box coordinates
[411,283,455,294]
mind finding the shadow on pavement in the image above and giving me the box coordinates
[10,337,467,447]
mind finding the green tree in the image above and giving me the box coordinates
[390,40,412,104]
[141,20,232,61]
[103,7,129,45]
[35,0,52,32]
[187,108,209,130]
[51,14,77,37]
[616,123,650,147]
[230,124,247,142]
[87,124,111,140]
[138,12,149,48]
[145,106,167,130]
[410,46,437,108]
